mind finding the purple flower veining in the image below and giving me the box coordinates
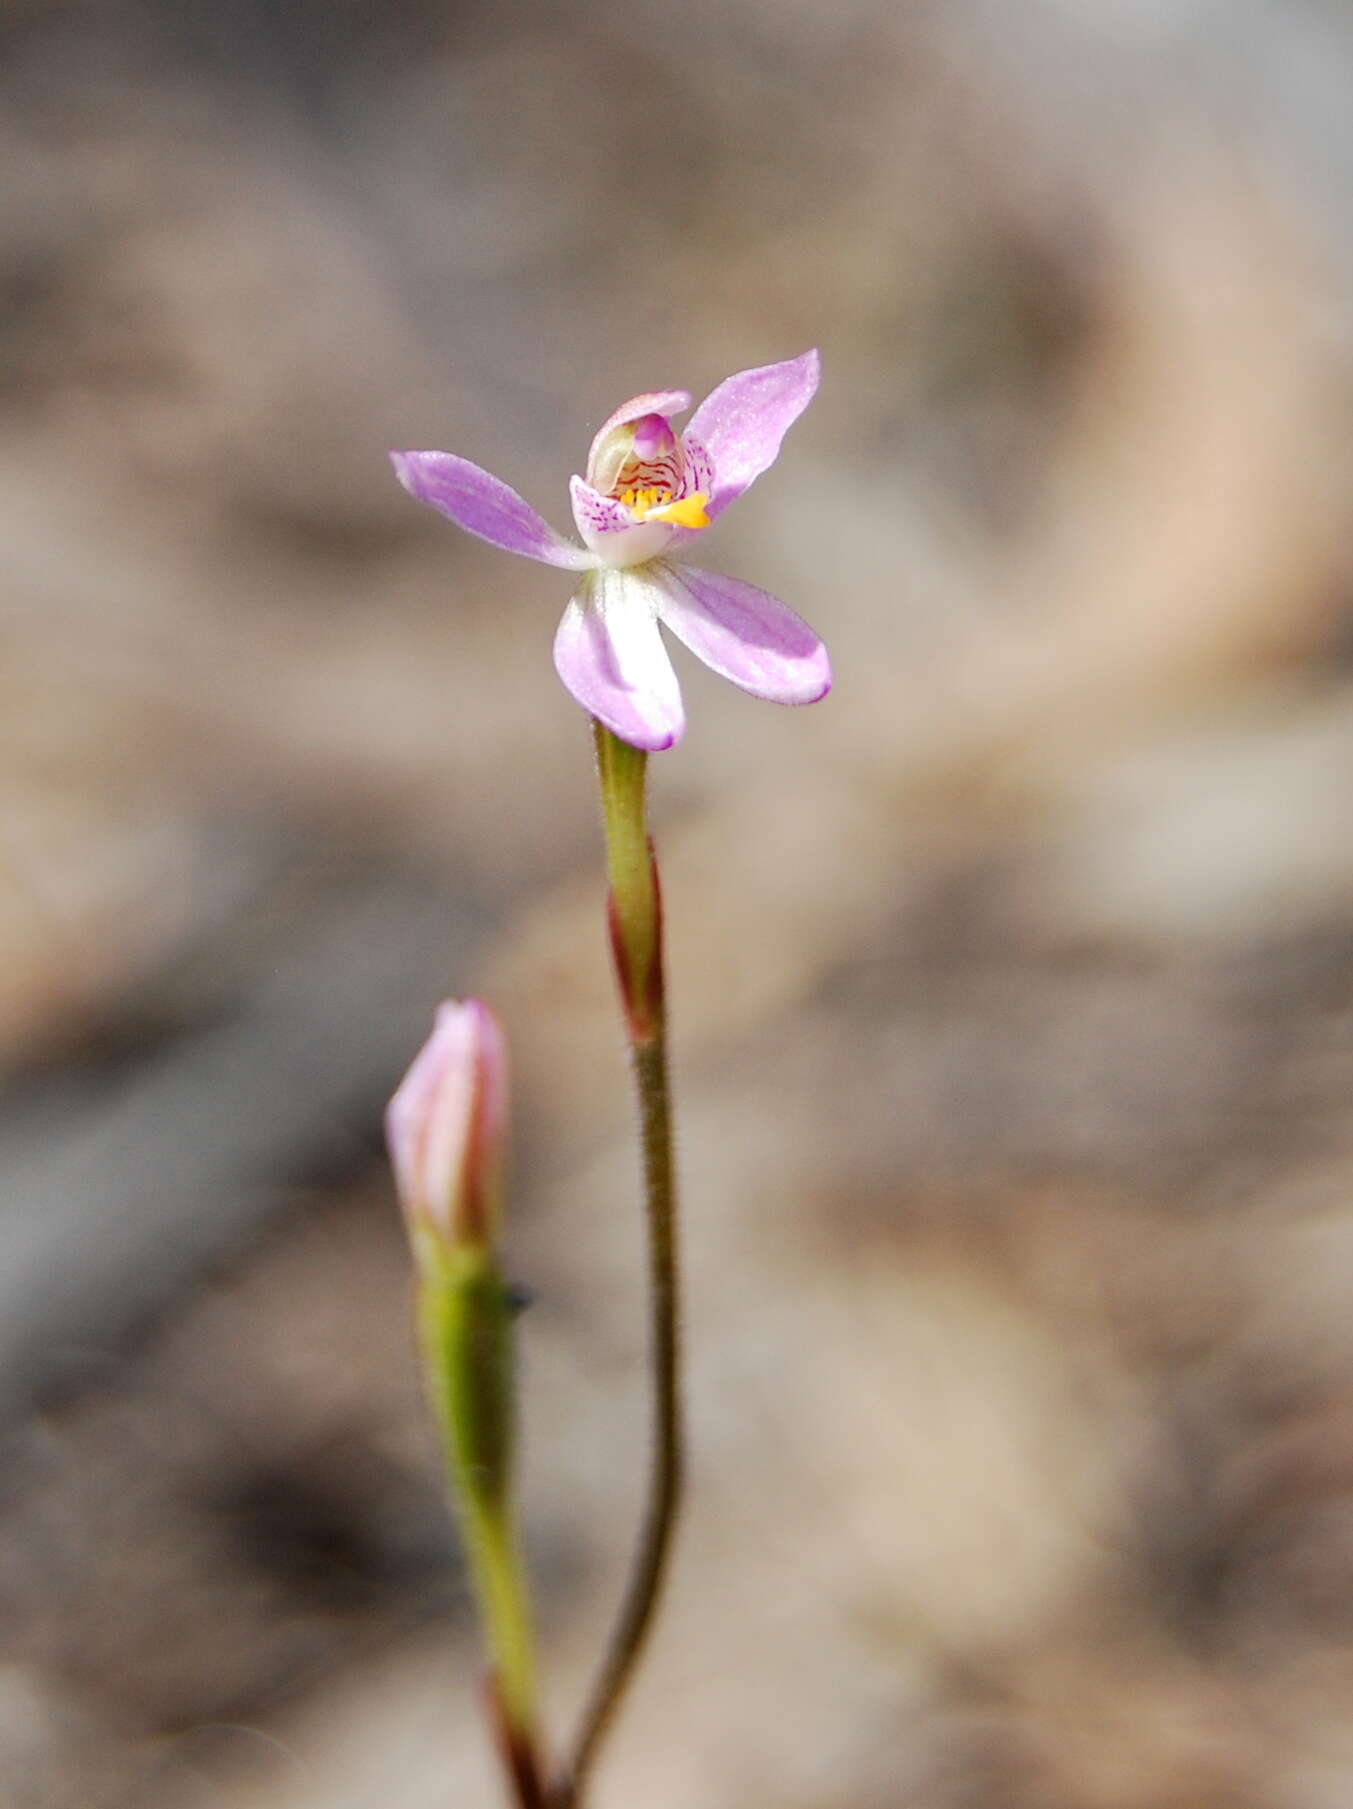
[392,351,831,750]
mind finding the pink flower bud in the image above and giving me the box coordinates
[386,999,508,1250]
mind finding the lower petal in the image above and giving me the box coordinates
[553,569,686,751]
[652,562,831,706]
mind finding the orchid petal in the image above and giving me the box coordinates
[652,561,831,706]
[392,451,596,570]
[553,568,685,750]
[685,350,820,521]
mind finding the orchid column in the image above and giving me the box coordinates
[392,351,830,1807]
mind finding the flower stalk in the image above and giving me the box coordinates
[595,720,663,1044]
[552,721,684,1807]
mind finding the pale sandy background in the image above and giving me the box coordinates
[3,2,1353,1805]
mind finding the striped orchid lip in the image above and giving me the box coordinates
[391,350,831,751]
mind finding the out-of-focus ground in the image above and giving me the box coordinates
[3,1,1353,1804]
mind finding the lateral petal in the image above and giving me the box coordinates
[392,450,596,569]
[684,350,820,522]
[653,561,831,706]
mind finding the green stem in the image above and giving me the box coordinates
[467,1509,539,1741]
[552,723,684,1807]
[419,1248,546,1809]
[593,721,663,1045]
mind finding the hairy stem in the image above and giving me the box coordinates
[551,723,685,1806]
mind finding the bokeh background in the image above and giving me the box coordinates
[4,1,1353,1804]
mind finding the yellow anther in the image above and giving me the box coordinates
[619,484,683,521]
[646,491,710,530]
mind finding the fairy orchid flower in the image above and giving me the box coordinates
[391,351,831,751]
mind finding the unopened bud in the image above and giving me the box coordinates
[386,998,508,1254]
[393,1003,536,1727]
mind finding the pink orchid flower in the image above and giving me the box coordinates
[391,351,831,751]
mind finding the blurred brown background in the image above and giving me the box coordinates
[3,1,1353,1804]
